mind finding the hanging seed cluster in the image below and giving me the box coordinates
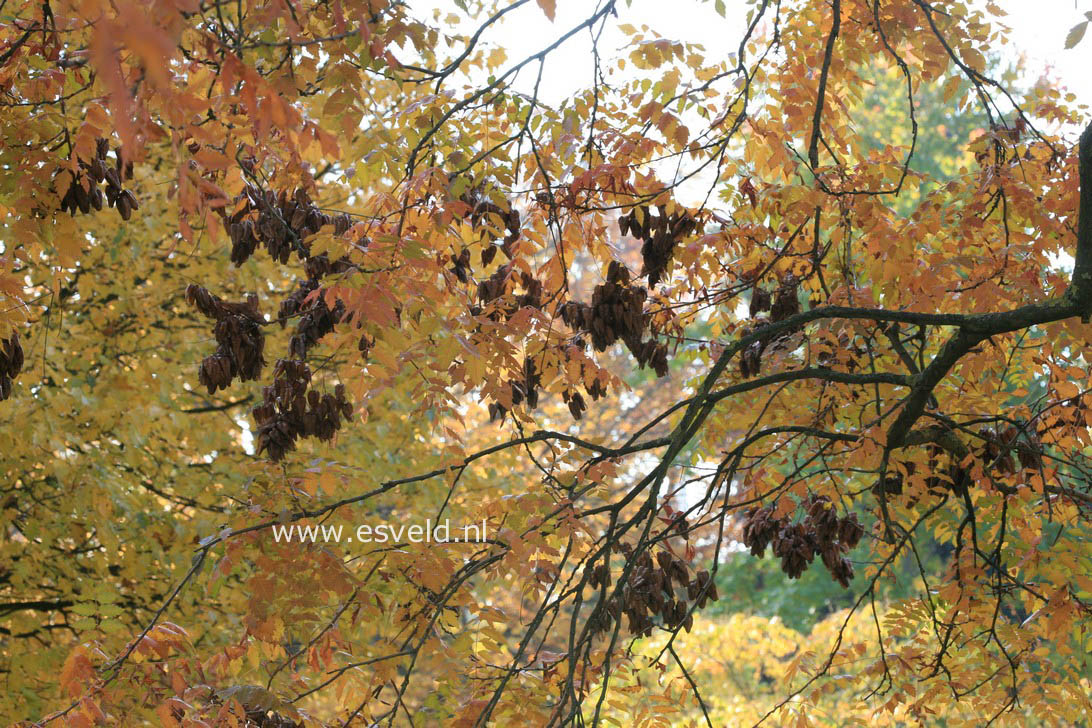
[566,345,609,418]
[445,189,522,289]
[473,268,548,421]
[278,279,347,359]
[222,186,353,266]
[561,390,587,420]
[251,262,353,459]
[560,261,669,377]
[205,687,302,728]
[58,138,139,220]
[979,425,1044,474]
[475,265,543,320]
[186,186,361,460]
[303,252,355,281]
[255,267,356,460]
[586,376,607,401]
[768,274,802,322]
[741,496,863,587]
[873,428,1043,505]
[486,348,608,423]
[449,247,472,283]
[487,356,542,423]
[874,453,973,500]
[881,423,1045,504]
[740,274,803,378]
[816,329,865,371]
[618,205,697,288]
[252,360,353,462]
[458,190,521,266]
[256,202,359,460]
[586,546,718,639]
[456,193,648,424]
[0,332,23,401]
[186,285,266,394]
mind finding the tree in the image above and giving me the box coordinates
[1,0,1091,726]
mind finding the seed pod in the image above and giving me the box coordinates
[1017,442,1042,470]
[837,513,863,549]
[88,155,107,183]
[74,182,91,214]
[0,333,24,376]
[673,599,687,627]
[105,166,122,191]
[116,194,132,221]
[647,586,663,612]
[655,551,672,572]
[648,567,664,595]
[670,557,689,585]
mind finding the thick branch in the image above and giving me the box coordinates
[809,0,840,168]
[1070,121,1092,304]
[887,120,1092,449]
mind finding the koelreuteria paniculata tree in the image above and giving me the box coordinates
[1,0,1091,725]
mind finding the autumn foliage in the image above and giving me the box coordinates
[1,0,1092,726]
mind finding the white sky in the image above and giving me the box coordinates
[421,0,1092,110]
[402,0,1092,213]
[999,1,1092,102]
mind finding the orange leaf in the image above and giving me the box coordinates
[537,0,556,21]
[60,647,95,697]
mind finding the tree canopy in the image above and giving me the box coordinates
[1,0,1091,726]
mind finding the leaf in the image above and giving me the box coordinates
[59,647,95,697]
[1065,20,1088,49]
[215,685,282,712]
[536,0,556,21]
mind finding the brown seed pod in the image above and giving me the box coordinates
[594,562,611,588]
[0,332,24,402]
[750,288,772,317]
[116,194,132,221]
[0,332,24,377]
[837,512,863,549]
[88,155,107,184]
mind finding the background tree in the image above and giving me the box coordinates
[1,1,1091,727]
